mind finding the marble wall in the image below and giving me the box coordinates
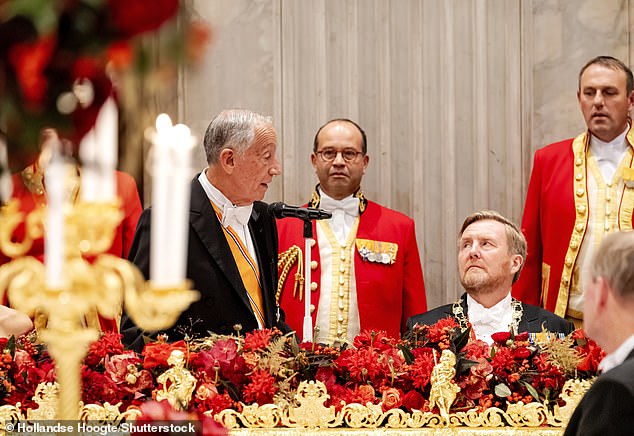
[173,0,634,309]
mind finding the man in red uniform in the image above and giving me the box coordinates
[513,56,634,326]
[0,130,142,332]
[277,119,427,343]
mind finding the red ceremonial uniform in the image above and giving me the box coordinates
[0,166,143,331]
[277,196,427,340]
[513,128,634,317]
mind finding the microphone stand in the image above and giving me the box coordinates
[302,219,313,343]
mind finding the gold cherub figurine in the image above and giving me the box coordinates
[155,349,197,410]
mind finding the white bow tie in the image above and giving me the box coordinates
[319,196,359,218]
[469,301,508,328]
[222,204,253,228]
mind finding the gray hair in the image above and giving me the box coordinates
[459,210,527,284]
[591,231,634,299]
[203,109,273,165]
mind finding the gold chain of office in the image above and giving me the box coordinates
[452,297,523,334]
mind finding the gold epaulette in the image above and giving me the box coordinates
[277,245,304,304]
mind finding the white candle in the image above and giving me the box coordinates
[150,114,195,287]
[0,137,12,203]
[44,147,66,288]
[79,96,118,202]
[94,97,117,201]
[79,130,99,202]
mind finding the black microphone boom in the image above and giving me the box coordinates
[268,202,332,220]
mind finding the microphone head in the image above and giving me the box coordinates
[267,202,285,218]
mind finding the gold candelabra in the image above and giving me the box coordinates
[0,198,199,420]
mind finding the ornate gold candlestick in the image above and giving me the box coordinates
[0,199,199,420]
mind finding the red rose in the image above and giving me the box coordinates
[401,390,426,411]
[515,332,529,342]
[513,347,531,360]
[491,331,511,343]
[108,0,180,37]
[381,388,402,412]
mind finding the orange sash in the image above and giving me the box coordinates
[211,203,265,327]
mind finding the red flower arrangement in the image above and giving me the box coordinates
[0,0,211,171]
[0,321,604,425]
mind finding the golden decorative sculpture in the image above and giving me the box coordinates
[26,382,59,420]
[0,198,199,420]
[429,349,461,423]
[155,350,197,410]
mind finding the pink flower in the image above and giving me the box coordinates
[381,387,402,412]
[104,351,141,383]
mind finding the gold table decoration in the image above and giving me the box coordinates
[0,366,590,435]
[0,198,199,421]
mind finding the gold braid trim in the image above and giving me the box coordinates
[277,245,304,304]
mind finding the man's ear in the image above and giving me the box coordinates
[218,148,235,174]
[510,254,523,275]
[596,276,612,310]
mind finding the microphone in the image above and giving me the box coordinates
[268,202,332,220]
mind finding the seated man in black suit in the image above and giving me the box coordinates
[122,109,290,351]
[564,232,634,436]
[407,210,573,344]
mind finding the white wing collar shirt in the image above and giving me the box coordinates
[467,292,513,345]
[590,124,629,181]
[318,190,360,245]
[598,333,634,374]
[197,171,257,262]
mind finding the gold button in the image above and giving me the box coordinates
[575,158,583,166]
[607,181,612,188]
[575,223,584,232]
[309,238,316,247]
[339,264,345,273]
[606,196,612,202]
[606,208,611,216]
[338,314,344,322]
[577,205,586,214]
[562,276,569,285]
[565,257,573,267]
[311,260,318,270]
[339,276,345,285]
[310,282,318,291]
[570,240,578,249]
[605,223,611,231]
[576,188,585,197]
[338,301,344,310]
[309,304,315,314]
[575,173,583,181]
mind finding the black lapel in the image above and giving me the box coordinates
[248,201,277,325]
[518,301,539,332]
[189,178,253,314]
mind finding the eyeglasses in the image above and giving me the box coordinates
[316,148,364,162]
